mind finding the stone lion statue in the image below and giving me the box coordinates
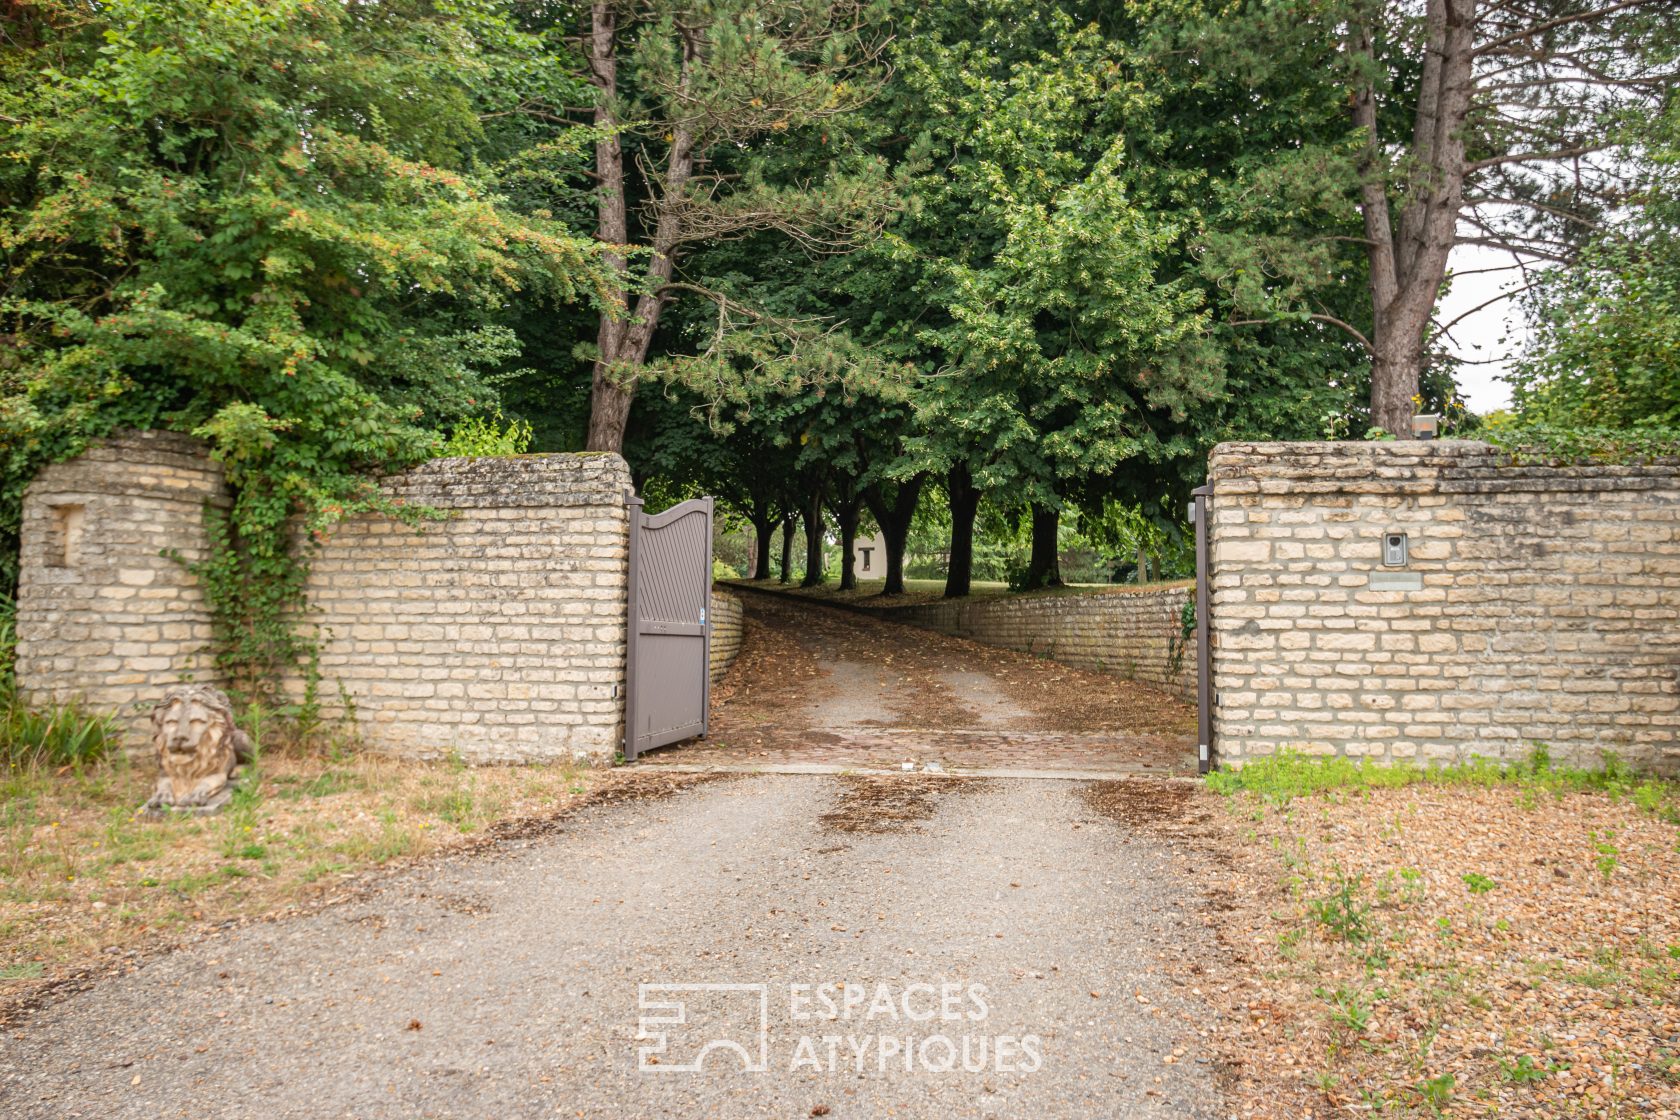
[143,685,254,813]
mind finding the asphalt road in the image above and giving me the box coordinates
[0,774,1221,1119]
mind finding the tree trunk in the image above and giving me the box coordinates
[863,474,926,597]
[1352,1,1476,438]
[1025,503,1062,589]
[944,462,981,599]
[800,488,825,588]
[778,513,796,584]
[1370,335,1425,438]
[830,488,862,592]
[751,513,775,580]
[585,16,703,453]
[585,3,633,453]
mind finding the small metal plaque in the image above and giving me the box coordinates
[1368,571,1423,591]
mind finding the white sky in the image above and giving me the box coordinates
[1437,241,1533,414]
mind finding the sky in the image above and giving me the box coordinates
[1435,242,1534,415]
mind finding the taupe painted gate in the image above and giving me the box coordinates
[623,495,714,761]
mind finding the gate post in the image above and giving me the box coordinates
[1192,484,1213,773]
[624,490,644,761]
[699,496,714,742]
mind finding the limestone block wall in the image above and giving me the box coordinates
[16,430,229,742]
[709,588,744,684]
[16,433,634,764]
[1207,441,1680,773]
[882,586,1197,702]
[301,454,632,764]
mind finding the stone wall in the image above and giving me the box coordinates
[300,454,631,764]
[709,589,744,684]
[1207,441,1680,773]
[882,586,1197,702]
[16,430,228,741]
[17,433,634,764]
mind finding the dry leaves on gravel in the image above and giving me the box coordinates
[1175,784,1680,1119]
[715,593,1194,736]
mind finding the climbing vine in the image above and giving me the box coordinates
[1168,591,1197,678]
[0,1,607,703]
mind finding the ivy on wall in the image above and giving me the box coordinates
[0,2,606,702]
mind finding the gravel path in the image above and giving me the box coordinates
[662,593,1197,773]
[0,774,1220,1119]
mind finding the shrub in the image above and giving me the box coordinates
[441,413,535,458]
[0,691,119,771]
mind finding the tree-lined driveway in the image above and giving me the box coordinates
[648,593,1197,775]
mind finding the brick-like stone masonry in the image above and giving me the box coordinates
[18,433,633,764]
[299,453,631,764]
[1208,441,1680,773]
[16,431,227,739]
[879,586,1197,703]
[709,589,743,684]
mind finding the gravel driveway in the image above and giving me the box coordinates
[653,592,1198,774]
[0,774,1221,1119]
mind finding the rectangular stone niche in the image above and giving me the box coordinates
[45,504,85,568]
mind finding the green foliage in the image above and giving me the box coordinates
[1318,985,1375,1033]
[1206,748,1680,812]
[1309,871,1373,944]
[0,0,605,695]
[0,596,13,685]
[1498,1054,1562,1085]
[1415,1073,1455,1113]
[1511,100,1680,429]
[1481,422,1680,466]
[1593,831,1621,881]
[0,690,119,773]
[1461,873,1498,896]
[442,414,535,458]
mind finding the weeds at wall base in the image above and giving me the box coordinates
[1205,746,1680,825]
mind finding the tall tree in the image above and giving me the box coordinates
[0,0,604,686]
[581,0,888,452]
[900,25,1220,590]
[1176,0,1680,434]
[1510,98,1680,428]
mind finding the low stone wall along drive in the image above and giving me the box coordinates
[709,589,744,684]
[880,587,1197,703]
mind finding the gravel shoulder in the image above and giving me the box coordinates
[0,773,1223,1120]
[1183,779,1680,1118]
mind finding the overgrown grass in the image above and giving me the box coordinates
[0,737,602,990]
[0,597,121,771]
[1,693,121,772]
[1206,746,1680,822]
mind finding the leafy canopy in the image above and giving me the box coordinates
[0,0,606,690]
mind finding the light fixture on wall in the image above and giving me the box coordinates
[1410,413,1441,440]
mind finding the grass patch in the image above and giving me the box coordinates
[270,769,364,800]
[1,692,120,772]
[1207,746,1680,820]
[1201,746,1680,1113]
[0,741,603,1005]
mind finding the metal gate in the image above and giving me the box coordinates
[623,495,714,761]
[1191,484,1213,774]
